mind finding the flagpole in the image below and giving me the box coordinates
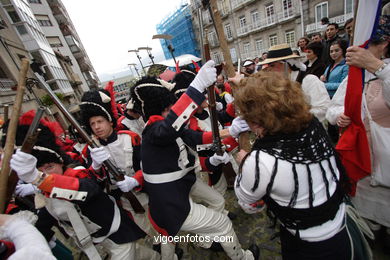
[349,0,360,46]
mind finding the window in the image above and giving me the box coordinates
[5,6,21,23]
[269,34,278,46]
[230,48,237,62]
[35,15,52,27]
[251,10,260,25]
[16,24,28,35]
[265,4,275,25]
[47,36,63,47]
[243,42,250,55]
[282,0,293,18]
[239,16,246,28]
[225,23,232,39]
[28,0,42,3]
[345,0,353,14]
[208,31,218,46]
[285,30,295,47]
[203,10,211,24]
[212,52,221,64]
[255,39,263,52]
[221,0,229,15]
[315,2,328,24]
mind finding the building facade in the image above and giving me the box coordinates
[0,0,99,126]
[101,75,136,104]
[0,1,38,116]
[156,4,201,60]
[189,0,354,63]
[304,0,353,35]
[46,0,100,91]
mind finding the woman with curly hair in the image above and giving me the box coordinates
[231,71,371,259]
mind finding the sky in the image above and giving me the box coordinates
[61,0,186,81]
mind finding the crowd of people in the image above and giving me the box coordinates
[0,7,389,260]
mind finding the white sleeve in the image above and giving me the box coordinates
[376,63,390,106]
[301,75,331,123]
[4,218,56,260]
[234,151,272,212]
[326,77,348,125]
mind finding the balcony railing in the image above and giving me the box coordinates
[231,0,256,10]
[0,78,16,92]
[306,12,353,34]
[237,7,297,37]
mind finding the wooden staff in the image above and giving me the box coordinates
[0,58,29,213]
[208,0,251,152]
[3,105,9,122]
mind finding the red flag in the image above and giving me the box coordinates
[336,66,371,195]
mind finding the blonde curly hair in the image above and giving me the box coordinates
[234,71,313,135]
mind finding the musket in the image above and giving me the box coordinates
[204,0,252,153]
[5,107,44,211]
[34,73,145,214]
[204,28,237,187]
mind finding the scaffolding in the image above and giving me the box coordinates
[156,4,200,60]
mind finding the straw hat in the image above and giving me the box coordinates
[258,43,300,65]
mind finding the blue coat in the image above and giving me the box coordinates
[324,59,349,98]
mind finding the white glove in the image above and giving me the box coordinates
[116,175,139,192]
[190,60,217,93]
[225,93,234,104]
[209,152,230,166]
[15,183,37,197]
[286,58,306,71]
[89,146,110,170]
[10,149,39,183]
[229,117,250,138]
[216,102,223,111]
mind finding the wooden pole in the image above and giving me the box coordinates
[208,0,251,152]
[209,0,235,78]
[3,105,9,122]
[0,58,29,213]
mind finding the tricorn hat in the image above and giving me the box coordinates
[80,81,118,133]
[258,43,300,65]
[171,69,196,99]
[131,76,177,121]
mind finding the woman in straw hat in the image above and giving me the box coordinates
[258,43,330,126]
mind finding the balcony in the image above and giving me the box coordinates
[220,8,230,18]
[0,19,7,30]
[231,0,256,11]
[0,78,16,92]
[77,57,92,72]
[306,12,353,35]
[237,7,297,37]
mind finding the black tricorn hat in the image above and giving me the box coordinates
[131,76,177,121]
[80,87,117,133]
[171,69,196,99]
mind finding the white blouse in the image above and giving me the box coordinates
[235,150,345,242]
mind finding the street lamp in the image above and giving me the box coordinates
[128,63,140,77]
[152,34,177,64]
[138,47,155,64]
[128,49,145,74]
